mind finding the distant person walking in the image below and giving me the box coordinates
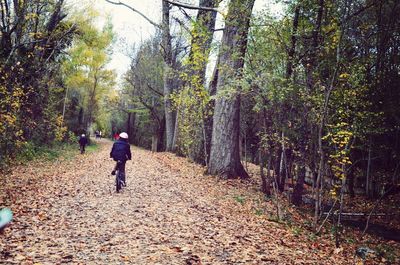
[113,132,119,141]
[79,134,88,154]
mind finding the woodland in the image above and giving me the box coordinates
[0,0,400,264]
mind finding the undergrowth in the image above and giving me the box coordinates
[0,140,99,171]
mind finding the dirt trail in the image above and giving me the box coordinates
[0,140,356,264]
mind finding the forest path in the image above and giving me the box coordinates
[0,139,355,264]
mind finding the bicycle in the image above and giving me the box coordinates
[114,161,126,193]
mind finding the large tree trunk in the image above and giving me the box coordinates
[292,166,306,205]
[162,1,175,151]
[157,116,166,151]
[292,121,308,205]
[126,111,135,143]
[205,57,219,164]
[126,112,131,134]
[348,167,355,198]
[260,148,271,196]
[85,70,99,134]
[208,0,255,179]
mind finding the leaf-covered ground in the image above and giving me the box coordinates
[0,140,396,264]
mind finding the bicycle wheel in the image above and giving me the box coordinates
[116,170,121,193]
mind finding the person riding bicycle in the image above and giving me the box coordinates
[110,132,131,186]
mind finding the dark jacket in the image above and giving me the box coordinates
[79,136,88,146]
[110,139,131,162]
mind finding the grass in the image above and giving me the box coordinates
[254,208,264,216]
[291,226,303,237]
[234,195,246,205]
[85,142,99,153]
[16,142,75,163]
[0,139,102,173]
[14,140,99,165]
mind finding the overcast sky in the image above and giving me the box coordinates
[79,0,285,85]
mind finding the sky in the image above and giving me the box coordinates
[81,0,286,85]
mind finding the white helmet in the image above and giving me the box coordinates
[119,132,128,139]
[81,134,85,137]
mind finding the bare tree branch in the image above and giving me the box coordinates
[177,6,193,21]
[146,81,164,97]
[163,0,222,14]
[105,0,161,29]
[172,17,192,35]
[342,0,378,25]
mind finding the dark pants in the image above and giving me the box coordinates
[114,161,126,183]
[80,144,86,154]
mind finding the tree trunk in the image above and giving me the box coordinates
[131,112,136,143]
[292,166,306,206]
[260,149,271,196]
[62,86,68,121]
[78,107,84,133]
[205,57,219,164]
[157,115,166,151]
[126,111,136,144]
[366,143,372,197]
[286,5,300,79]
[86,72,99,133]
[278,131,286,191]
[292,119,308,205]
[162,1,175,151]
[172,107,179,151]
[288,4,306,204]
[348,167,355,198]
[208,0,255,179]
[311,0,325,227]
[126,112,132,137]
[151,136,158,152]
[274,148,282,183]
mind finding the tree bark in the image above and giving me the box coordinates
[126,111,135,143]
[86,71,99,133]
[278,131,286,191]
[286,5,300,80]
[157,115,166,151]
[205,57,219,164]
[366,143,372,197]
[162,1,175,151]
[292,123,308,205]
[260,149,271,196]
[208,0,255,179]
[348,166,355,198]
[292,166,306,206]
